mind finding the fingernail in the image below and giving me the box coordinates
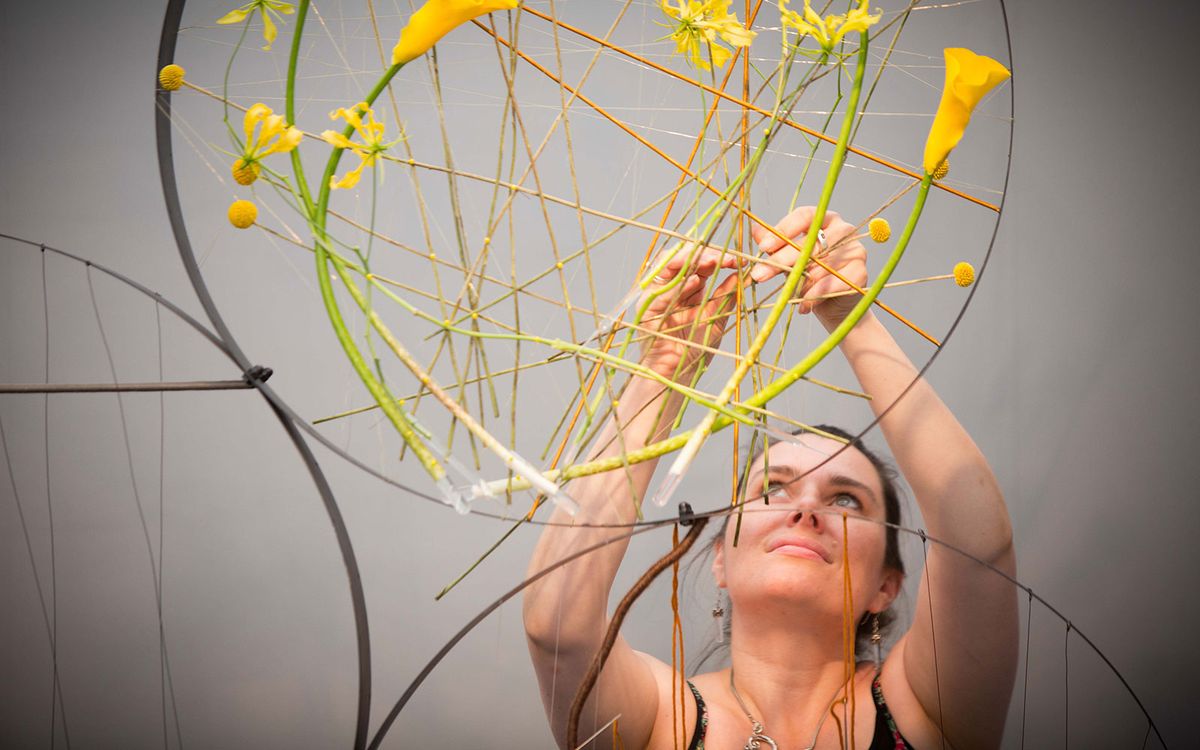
[750,265,769,282]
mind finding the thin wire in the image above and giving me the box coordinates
[42,247,66,750]
[85,267,184,749]
[0,410,70,747]
[1020,589,1032,750]
[919,530,947,750]
[155,302,186,750]
[1064,622,1071,749]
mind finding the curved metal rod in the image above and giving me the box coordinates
[145,3,1166,746]
[366,517,679,750]
[154,2,372,746]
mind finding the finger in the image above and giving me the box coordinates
[801,260,865,313]
[750,243,802,283]
[756,207,839,255]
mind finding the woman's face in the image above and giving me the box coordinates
[713,434,901,619]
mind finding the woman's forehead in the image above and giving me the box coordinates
[754,435,881,489]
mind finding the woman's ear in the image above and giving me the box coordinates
[869,568,903,613]
[711,539,727,589]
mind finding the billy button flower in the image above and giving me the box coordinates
[868,217,891,243]
[321,103,400,190]
[392,0,519,65]
[217,0,295,51]
[158,64,185,91]
[923,48,1010,175]
[781,0,879,53]
[953,261,975,287]
[228,199,258,228]
[659,0,755,71]
[231,103,303,186]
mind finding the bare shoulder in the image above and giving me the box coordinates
[634,651,704,750]
[878,637,950,749]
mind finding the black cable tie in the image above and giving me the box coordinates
[918,528,927,542]
[677,501,695,527]
[243,365,274,384]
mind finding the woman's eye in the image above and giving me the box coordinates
[832,492,862,510]
[762,483,787,501]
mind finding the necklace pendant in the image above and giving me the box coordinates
[745,732,779,750]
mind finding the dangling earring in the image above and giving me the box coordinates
[870,612,882,668]
[712,590,726,644]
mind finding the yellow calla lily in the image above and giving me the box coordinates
[391,0,519,66]
[217,0,295,51]
[781,0,878,52]
[321,103,398,190]
[660,0,755,72]
[922,48,1010,174]
[232,103,302,185]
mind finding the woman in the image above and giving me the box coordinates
[524,207,1018,749]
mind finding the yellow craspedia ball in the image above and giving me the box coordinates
[158,64,185,91]
[868,217,891,243]
[932,159,950,181]
[228,200,258,229]
[953,261,975,287]
[231,159,260,186]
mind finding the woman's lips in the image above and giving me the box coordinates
[767,538,833,563]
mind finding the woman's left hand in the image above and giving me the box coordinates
[748,206,868,327]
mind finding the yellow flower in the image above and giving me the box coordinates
[232,159,261,185]
[780,0,879,52]
[953,261,975,287]
[158,64,185,91]
[217,0,295,51]
[228,199,258,228]
[868,217,890,243]
[392,0,519,65]
[932,159,949,181]
[321,103,397,190]
[660,0,755,72]
[232,103,303,185]
[923,48,1010,174]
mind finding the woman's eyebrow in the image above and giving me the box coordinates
[828,473,879,505]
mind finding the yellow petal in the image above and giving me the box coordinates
[261,8,278,50]
[321,130,357,150]
[256,113,285,151]
[216,6,251,25]
[268,125,304,154]
[391,0,519,65]
[330,159,367,190]
[922,48,1010,174]
[708,42,732,69]
[243,103,272,144]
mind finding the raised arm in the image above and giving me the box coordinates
[753,207,1019,749]
[523,246,739,749]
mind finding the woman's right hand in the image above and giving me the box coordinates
[637,243,742,382]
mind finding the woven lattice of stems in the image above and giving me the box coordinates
[197,1,986,517]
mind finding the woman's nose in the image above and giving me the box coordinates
[787,502,822,530]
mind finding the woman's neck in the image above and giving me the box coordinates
[724,609,864,743]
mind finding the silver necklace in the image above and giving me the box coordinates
[728,666,845,750]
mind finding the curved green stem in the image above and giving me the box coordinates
[653,35,869,505]
[286,0,442,480]
[480,173,934,497]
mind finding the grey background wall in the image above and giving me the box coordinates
[2,0,1198,748]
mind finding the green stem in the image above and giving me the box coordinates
[655,35,869,501]
[480,173,934,496]
[286,0,442,480]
